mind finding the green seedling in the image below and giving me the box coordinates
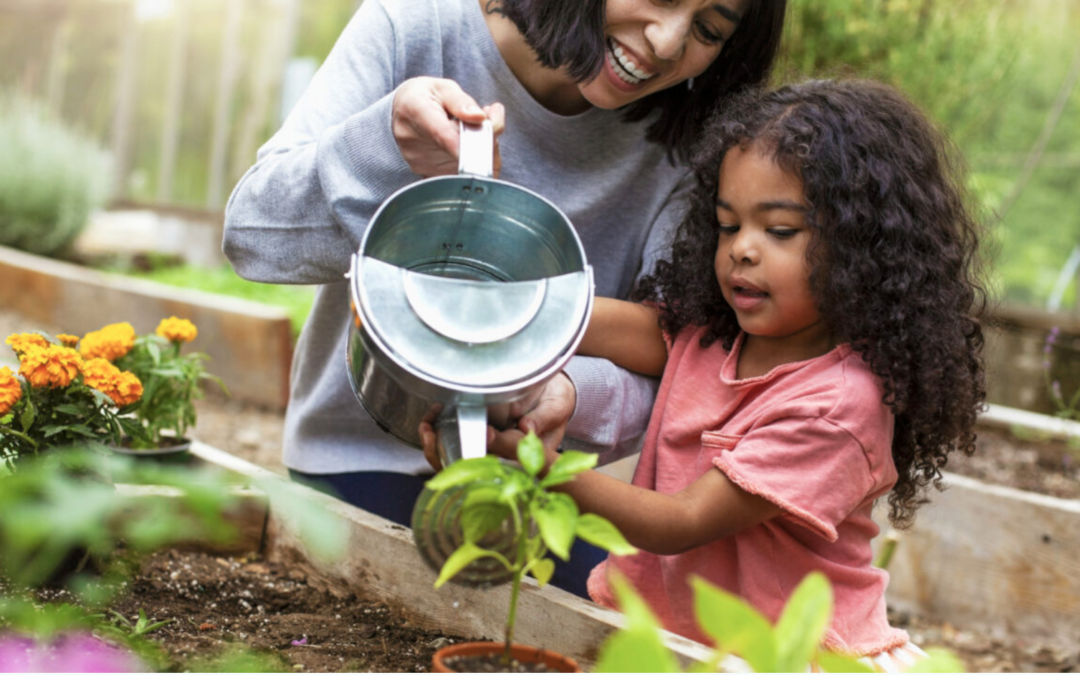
[425,432,636,665]
[596,571,964,673]
[108,608,175,637]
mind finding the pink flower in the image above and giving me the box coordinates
[0,632,143,673]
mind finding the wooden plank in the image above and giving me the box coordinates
[113,483,269,555]
[878,472,1080,649]
[186,443,713,670]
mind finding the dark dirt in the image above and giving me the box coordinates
[102,549,469,673]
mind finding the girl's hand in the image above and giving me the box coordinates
[392,77,505,178]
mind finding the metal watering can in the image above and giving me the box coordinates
[345,121,593,585]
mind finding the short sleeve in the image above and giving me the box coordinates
[707,415,876,541]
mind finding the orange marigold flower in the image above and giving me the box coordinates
[5,332,49,355]
[56,333,81,347]
[0,366,22,415]
[82,357,143,406]
[114,371,143,406]
[18,344,83,389]
[156,317,198,344]
[80,322,136,361]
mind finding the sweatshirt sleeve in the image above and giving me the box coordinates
[223,0,419,285]
[561,171,692,463]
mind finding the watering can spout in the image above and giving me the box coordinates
[436,404,489,467]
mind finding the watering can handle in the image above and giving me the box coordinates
[458,120,494,178]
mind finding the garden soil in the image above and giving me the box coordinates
[2,309,1078,671]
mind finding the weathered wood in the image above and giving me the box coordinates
[878,471,1080,649]
[187,442,713,670]
[114,483,268,555]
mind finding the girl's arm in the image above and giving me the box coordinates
[526,435,781,555]
[577,298,668,377]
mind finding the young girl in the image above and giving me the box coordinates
[499,78,987,665]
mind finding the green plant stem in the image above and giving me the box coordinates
[2,426,39,448]
[503,516,531,665]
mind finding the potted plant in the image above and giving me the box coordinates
[89,317,225,455]
[1,331,143,471]
[419,432,636,673]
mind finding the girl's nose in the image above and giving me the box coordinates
[644,12,691,61]
[729,234,760,264]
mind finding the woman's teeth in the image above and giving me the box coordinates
[607,40,654,85]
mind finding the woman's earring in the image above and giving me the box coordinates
[687,77,695,91]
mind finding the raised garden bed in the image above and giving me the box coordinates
[97,442,710,672]
[879,404,1080,654]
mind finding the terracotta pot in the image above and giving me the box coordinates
[432,641,581,673]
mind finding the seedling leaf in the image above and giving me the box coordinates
[540,450,598,488]
[575,513,637,556]
[690,575,776,673]
[434,542,509,588]
[774,572,833,673]
[516,432,546,477]
[425,456,503,492]
[532,493,578,561]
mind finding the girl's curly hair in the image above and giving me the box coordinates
[637,79,988,528]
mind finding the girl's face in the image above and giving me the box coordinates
[713,144,830,350]
[578,0,747,109]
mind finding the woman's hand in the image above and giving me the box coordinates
[419,372,578,470]
[392,77,506,178]
[490,372,577,458]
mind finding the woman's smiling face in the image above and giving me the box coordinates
[578,0,747,109]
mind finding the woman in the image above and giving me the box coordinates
[223,0,786,597]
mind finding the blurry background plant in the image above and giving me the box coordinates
[112,316,225,448]
[0,445,341,672]
[594,571,964,673]
[0,93,111,258]
[0,330,143,470]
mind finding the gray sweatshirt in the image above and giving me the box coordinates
[223,0,692,474]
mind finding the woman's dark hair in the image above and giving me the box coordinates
[638,79,988,528]
[498,0,787,160]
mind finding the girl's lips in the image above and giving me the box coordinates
[730,286,768,311]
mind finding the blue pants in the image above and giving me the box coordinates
[288,469,607,599]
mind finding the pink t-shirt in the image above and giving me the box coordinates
[587,328,910,656]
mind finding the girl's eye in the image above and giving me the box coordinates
[718,224,739,235]
[694,21,725,45]
[769,228,799,240]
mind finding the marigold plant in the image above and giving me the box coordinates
[18,344,82,389]
[79,322,136,362]
[115,317,224,449]
[4,333,49,356]
[0,368,21,416]
[81,358,144,407]
[155,316,197,344]
[0,331,144,470]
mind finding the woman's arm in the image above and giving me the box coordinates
[223,0,502,285]
[578,298,667,377]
